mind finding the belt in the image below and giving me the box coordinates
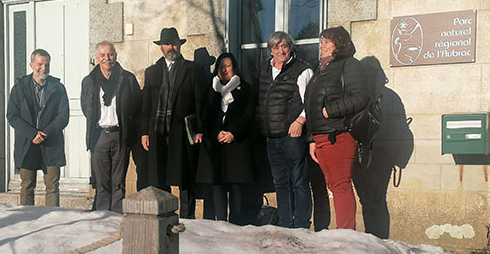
[100,125,119,134]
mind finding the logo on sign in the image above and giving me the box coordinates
[391,17,424,65]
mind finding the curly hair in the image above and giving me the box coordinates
[320,26,356,57]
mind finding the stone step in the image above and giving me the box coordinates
[0,190,94,210]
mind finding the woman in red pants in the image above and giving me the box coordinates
[304,26,368,229]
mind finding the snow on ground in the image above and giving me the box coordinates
[0,204,455,254]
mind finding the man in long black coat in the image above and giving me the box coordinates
[7,48,69,207]
[141,27,207,218]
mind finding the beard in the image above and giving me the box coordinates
[33,70,48,80]
[164,50,180,61]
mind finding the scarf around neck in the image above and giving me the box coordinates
[96,64,120,106]
[212,75,240,113]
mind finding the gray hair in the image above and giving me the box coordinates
[95,41,117,54]
[30,49,51,62]
[267,31,294,50]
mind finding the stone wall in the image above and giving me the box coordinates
[94,0,225,86]
[344,0,490,253]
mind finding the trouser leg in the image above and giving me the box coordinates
[308,155,331,231]
[283,136,311,229]
[44,166,60,207]
[110,134,129,213]
[20,168,37,205]
[213,185,228,221]
[355,186,390,239]
[352,159,392,239]
[201,184,216,220]
[267,138,293,228]
[179,187,196,219]
[228,184,242,225]
[90,152,97,211]
[236,183,264,226]
[93,133,113,211]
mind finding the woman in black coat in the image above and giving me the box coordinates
[304,26,368,229]
[196,53,255,224]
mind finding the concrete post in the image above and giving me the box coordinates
[122,186,182,254]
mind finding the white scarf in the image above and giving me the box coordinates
[212,75,241,113]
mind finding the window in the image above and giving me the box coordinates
[228,0,326,84]
[241,0,275,44]
[289,0,321,40]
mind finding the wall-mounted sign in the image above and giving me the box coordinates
[390,10,476,67]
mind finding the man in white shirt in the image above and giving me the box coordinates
[81,41,141,213]
[257,31,313,228]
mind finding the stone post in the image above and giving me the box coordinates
[122,186,182,254]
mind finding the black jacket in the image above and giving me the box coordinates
[257,55,309,137]
[7,74,69,168]
[196,79,256,184]
[81,63,141,151]
[305,54,368,135]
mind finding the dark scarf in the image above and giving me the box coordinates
[155,57,181,135]
[319,55,334,70]
[95,64,120,106]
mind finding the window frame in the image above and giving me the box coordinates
[226,0,328,61]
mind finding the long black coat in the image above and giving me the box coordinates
[7,74,69,169]
[80,63,141,151]
[196,80,256,184]
[141,56,207,189]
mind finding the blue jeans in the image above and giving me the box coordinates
[267,135,312,228]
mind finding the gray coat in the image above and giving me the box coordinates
[7,74,69,169]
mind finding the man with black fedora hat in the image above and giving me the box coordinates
[140,27,209,218]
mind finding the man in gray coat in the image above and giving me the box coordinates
[7,48,69,207]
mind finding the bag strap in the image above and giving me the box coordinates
[262,195,270,206]
[358,143,374,169]
[392,165,402,187]
[391,117,412,187]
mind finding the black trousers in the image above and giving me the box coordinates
[92,131,129,213]
[352,162,392,239]
[308,155,331,231]
[179,188,196,219]
[214,184,242,223]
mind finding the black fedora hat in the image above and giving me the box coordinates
[153,27,187,45]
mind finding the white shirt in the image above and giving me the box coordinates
[165,59,174,71]
[271,57,313,117]
[98,88,118,127]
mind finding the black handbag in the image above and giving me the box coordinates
[341,73,382,169]
[254,195,278,226]
[344,96,382,146]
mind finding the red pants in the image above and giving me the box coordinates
[313,132,357,229]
